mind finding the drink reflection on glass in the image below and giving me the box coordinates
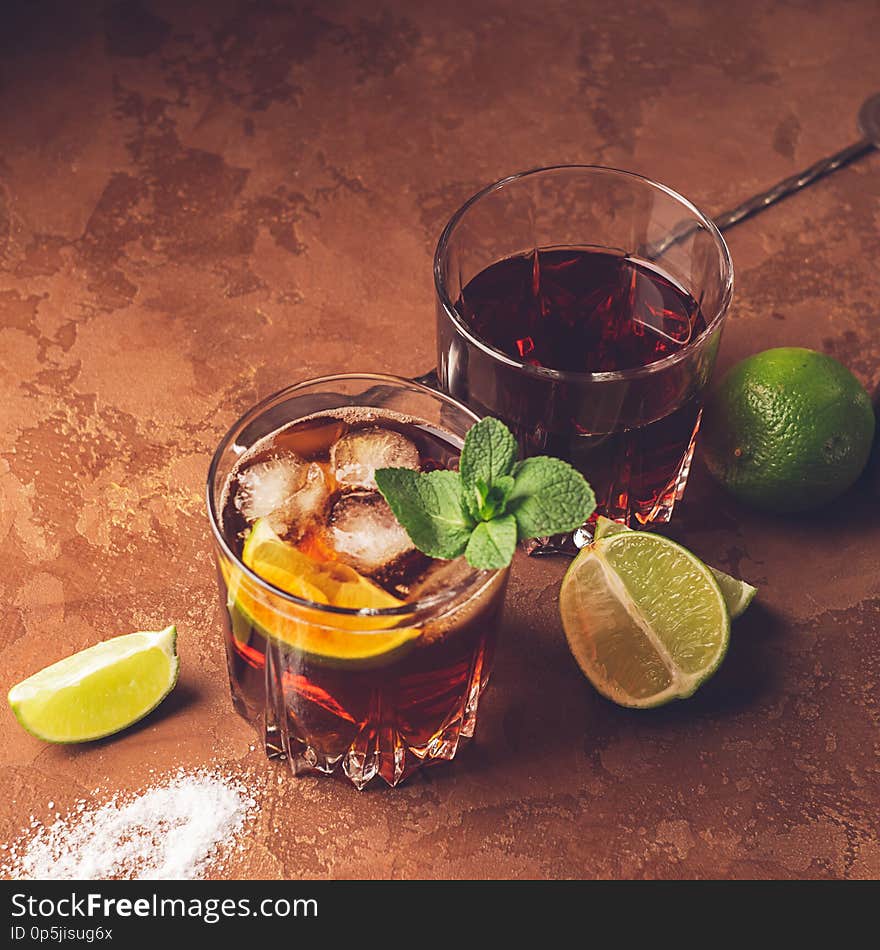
[434,165,733,543]
[207,375,509,789]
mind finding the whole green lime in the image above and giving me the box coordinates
[702,347,875,513]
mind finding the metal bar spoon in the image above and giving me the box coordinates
[715,91,880,230]
[643,91,880,259]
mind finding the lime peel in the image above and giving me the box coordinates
[702,347,875,512]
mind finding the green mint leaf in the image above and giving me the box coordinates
[477,474,515,521]
[375,467,474,560]
[507,456,596,539]
[468,477,490,521]
[465,514,517,570]
[460,418,517,519]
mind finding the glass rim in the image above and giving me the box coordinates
[433,163,734,384]
[206,372,497,620]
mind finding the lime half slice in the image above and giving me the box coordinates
[8,626,178,743]
[559,533,730,708]
[592,516,757,619]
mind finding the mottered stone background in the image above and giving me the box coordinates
[1,0,879,878]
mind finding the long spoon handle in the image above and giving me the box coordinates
[714,139,875,231]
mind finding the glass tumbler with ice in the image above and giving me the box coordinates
[207,374,510,789]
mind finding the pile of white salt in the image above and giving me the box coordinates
[1,768,257,880]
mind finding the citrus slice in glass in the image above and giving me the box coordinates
[592,516,757,619]
[225,518,420,665]
[559,532,730,708]
[8,626,178,743]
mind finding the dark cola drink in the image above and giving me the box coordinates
[451,247,711,525]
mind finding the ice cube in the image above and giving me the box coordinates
[273,462,329,536]
[235,455,328,536]
[234,454,306,523]
[331,427,420,491]
[325,491,414,576]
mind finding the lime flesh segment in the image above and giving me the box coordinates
[8,626,178,743]
[560,534,730,708]
[592,516,757,619]
[563,554,674,701]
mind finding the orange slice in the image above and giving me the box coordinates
[222,519,419,665]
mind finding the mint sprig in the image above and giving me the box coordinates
[374,417,595,570]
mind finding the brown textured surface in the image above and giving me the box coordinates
[1,0,879,880]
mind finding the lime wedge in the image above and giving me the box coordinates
[708,570,757,620]
[592,516,757,619]
[592,516,630,541]
[8,626,178,743]
[227,519,420,665]
[559,533,729,708]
